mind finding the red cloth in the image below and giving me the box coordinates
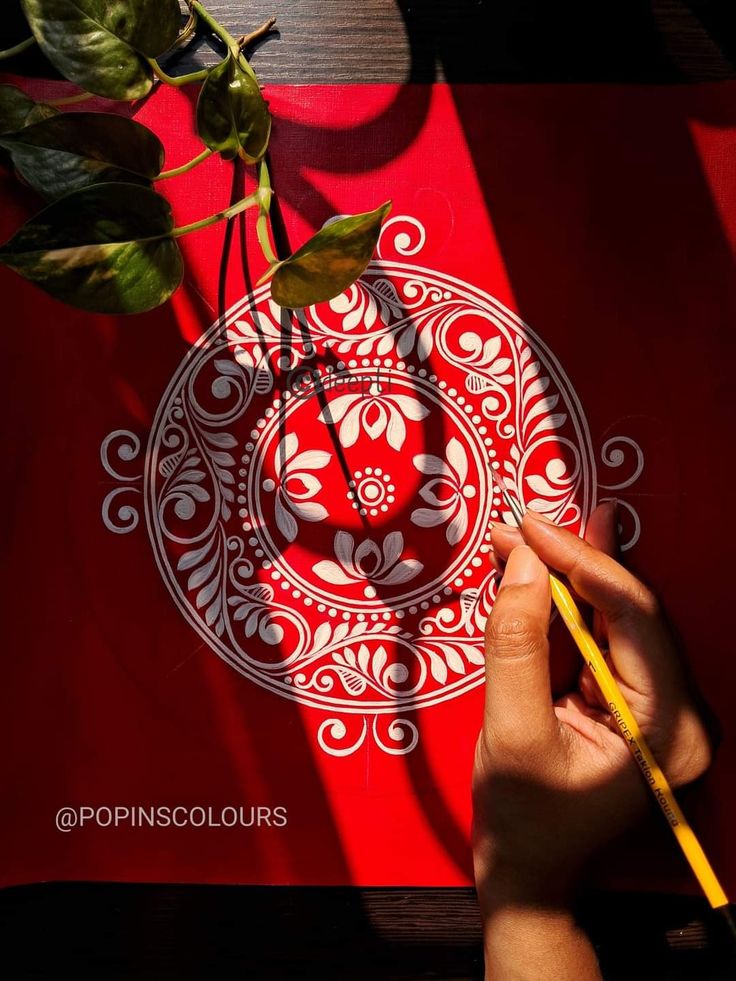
[1,80,735,891]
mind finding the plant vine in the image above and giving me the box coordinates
[0,0,390,314]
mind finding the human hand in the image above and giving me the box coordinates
[471,502,713,978]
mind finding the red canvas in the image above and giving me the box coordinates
[1,78,735,892]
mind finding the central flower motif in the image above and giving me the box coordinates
[313,530,423,598]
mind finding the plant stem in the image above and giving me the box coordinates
[147,58,212,87]
[172,9,198,50]
[171,191,260,238]
[0,36,36,60]
[255,159,277,265]
[47,91,94,107]
[156,147,214,180]
[237,17,277,51]
[188,1,260,84]
[189,1,240,54]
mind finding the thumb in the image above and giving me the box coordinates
[483,545,557,749]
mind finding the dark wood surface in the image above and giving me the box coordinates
[165,0,736,84]
[171,0,736,83]
[2,2,736,978]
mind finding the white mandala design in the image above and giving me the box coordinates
[101,216,644,756]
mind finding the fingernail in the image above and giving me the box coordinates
[488,546,504,574]
[501,545,539,586]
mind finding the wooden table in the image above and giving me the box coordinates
[1,2,735,978]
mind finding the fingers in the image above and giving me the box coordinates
[582,501,619,644]
[490,502,618,565]
[483,546,558,749]
[489,523,523,569]
[520,510,682,696]
[491,503,619,643]
[583,501,619,558]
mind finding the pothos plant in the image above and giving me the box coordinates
[0,0,391,314]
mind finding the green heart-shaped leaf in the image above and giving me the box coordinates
[0,112,164,199]
[0,182,184,313]
[196,52,271,163]
[0,84,57,136]
[20,0,182,100]
[270,202,392,309]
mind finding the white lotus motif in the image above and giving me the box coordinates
[319,381,429,451]
[267,433,330,542]
[410,437,476,545]
[313,530,423,597]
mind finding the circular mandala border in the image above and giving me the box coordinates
[143,239,597,715]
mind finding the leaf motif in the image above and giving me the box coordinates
[462,644,485,665]
[413,453,449,476]
[446,510,466,546]
[380,558,423,586]
[482,336,502,363]
[391,395,428,421]
[196,577,219,610]
[332,622,350,644]
[177,540,213,572]
[385,410,406,451]
[178,469,205,483]
[175,483,209,502]
[410,507,446,528]
[0,113,164,200]
[291,449,331,471]
[396,324,416,358]
[188,553,219,592]
[313,622,331,650]
[523,376,551,405]
[276,432,298,470]
[527,498,559,514]
[312,559,353,586]
[525,473,559,496]
[372,645,388,679]
[196,53,271,163]
[319,393,360,425]
[270,203,392,309]
[358,644,371,674]
[274,494,298,542]
[204,431,238,449]
[290,501,328,522]
[204,594,222,626]
[416,323,434,361]
[444,646,467,675]
[446,437,468,484]
[527,413,567,439]
[211,451,236,467]
[21,0,182,100]
[523,393,559,432]
[214,358,245,378]
[428,650,448,684]
[245,609,263,638]
[0,183,183,313]
[381,530,404,569]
